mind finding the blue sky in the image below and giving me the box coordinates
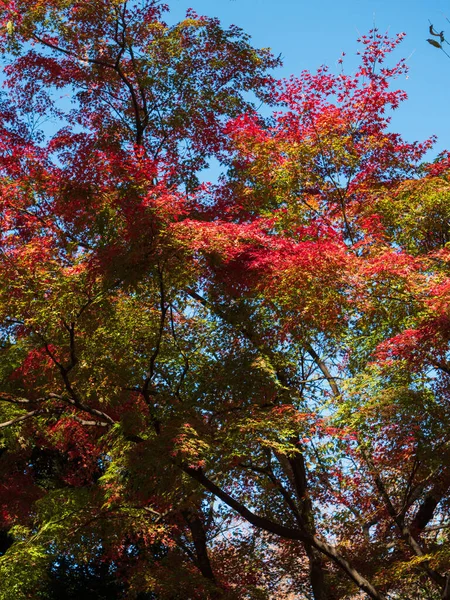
[168,0,450,159]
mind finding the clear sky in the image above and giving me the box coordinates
[167,0,450,159]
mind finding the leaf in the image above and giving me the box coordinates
[427,38,443,49]
[429,24,441,37]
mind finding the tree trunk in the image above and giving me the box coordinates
[182,509,217,584]
[288,451,336,600]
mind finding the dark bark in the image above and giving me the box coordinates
[410,490,443,535]
[288,451,330,600]
[181,509,217,584]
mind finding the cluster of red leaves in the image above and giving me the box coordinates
[0,467,44,528]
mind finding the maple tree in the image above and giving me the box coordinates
[0,1,450,599]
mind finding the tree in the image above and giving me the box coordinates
[0,2,449,598]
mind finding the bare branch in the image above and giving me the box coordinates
[0,409,47,428]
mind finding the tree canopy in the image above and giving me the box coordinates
[0,2,450,599]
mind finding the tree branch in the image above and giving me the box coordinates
[0,409,47,429]
[183,465,386,600]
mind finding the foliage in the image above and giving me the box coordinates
[0,2,450,599]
